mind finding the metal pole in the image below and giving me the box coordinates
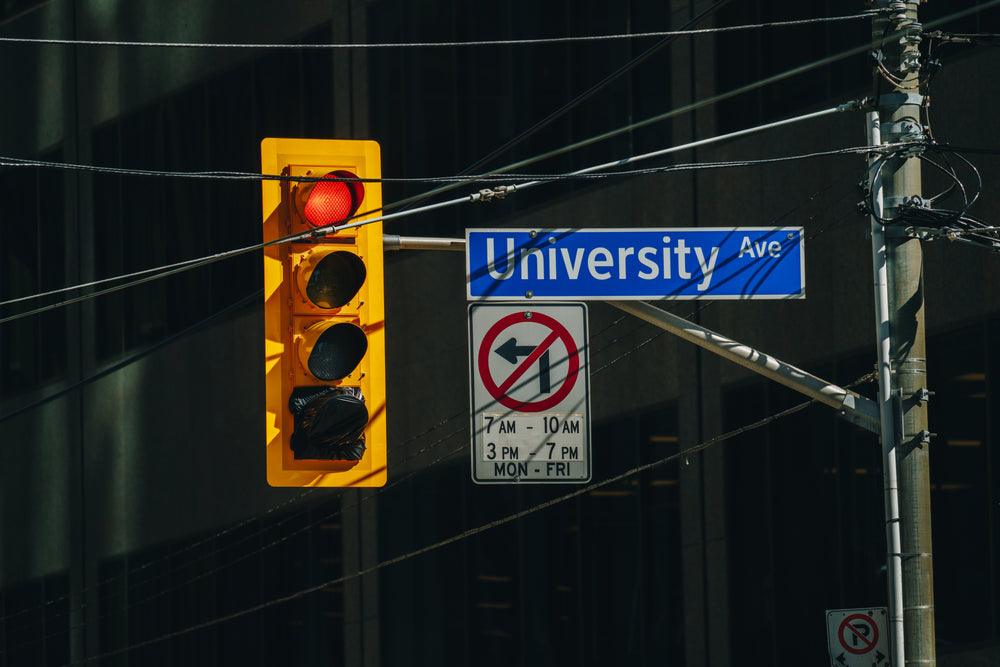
[386,235,884,433]
[607,299,881,434]
[868,110,905,667]
[872,3,936,664]
[382,234,467,252]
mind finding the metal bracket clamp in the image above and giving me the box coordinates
[891,388,935,446]
[900,50,921,74]
[894,390,905,443]
[905,225,961,242]
[880,120,925,143]
[894,18,924,73]
[884,195,931,210]
[882,225,915,238]
[876,92,927,109]
[897,20,923,44]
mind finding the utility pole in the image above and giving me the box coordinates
[871,2,935,665]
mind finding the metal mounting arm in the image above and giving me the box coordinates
[388,235,881,434]
[608,300,882,435]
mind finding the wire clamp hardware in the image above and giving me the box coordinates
[900,48,921,74]
[888,139,926,159]
[907,225,950,242]
[836,98,868,113]
[881,120,926,148]
[921,57,943,82]
[886,195,931,210]
[476,185,516,202]
[897,19,923,56]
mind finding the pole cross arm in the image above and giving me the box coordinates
[609,300,881,435]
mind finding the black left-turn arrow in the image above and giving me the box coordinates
[495,337,536,364]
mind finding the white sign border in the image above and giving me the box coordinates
[467,302,592,484]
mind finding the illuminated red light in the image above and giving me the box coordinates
[301,170,365,227]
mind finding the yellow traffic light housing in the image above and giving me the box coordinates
[261,138,386,487]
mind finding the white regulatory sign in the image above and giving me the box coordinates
[468,303,591,484]
[825,608,890,667]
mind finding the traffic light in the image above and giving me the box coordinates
[261,138,386,487]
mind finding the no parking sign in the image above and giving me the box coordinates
[826,608,889,666]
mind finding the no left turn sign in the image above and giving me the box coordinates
[468,303,591,484]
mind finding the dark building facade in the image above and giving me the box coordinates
[1,0,999,665]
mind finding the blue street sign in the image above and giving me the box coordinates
[466,227,805,300]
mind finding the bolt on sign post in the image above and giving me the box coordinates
[261,138,386,487]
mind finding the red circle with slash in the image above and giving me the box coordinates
[477,311,580,412]
[838,614,879,655]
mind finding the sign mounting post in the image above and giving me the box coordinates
[468,302,591,484]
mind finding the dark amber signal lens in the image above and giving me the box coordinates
[306,251,367,309]
[308,322,368,381]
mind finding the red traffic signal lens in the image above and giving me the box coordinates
[299,170,365,228]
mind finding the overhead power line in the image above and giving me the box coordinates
[0,108,872,325]
[62,370,875,665]
[0,175,853,633]
[4,0,997,322]
[0,178,866,640]
[1,136,878,188]
[5,0,995,201]
[0,13,878,50]
[410,0,728,202]
[1,1,997,652]
[383,1,1000,211]
[9,138,1000,190]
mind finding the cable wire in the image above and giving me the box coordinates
[0,13,878,50]
[397,0,730,213]
[860,142,1000,251]
[0,177,863,644]
[0,176,868,654]
[0,173,863,642]
[0,83,868,632]
[3,2,998,654]
[3,1,993,207]
[0,108,868,324]
[60,370,876,665]
[381,2,999,212]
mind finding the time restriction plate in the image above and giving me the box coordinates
[468,303,591,484]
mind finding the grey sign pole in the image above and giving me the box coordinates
[868,110,906,667]
[872,3,936,665]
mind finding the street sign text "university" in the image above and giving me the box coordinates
[466,227,805,300]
